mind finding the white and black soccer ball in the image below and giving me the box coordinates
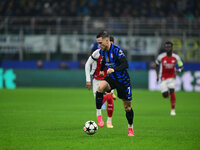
[83,120,98,135]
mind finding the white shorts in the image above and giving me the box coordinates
[92,78,114,97]
[160,78,176,93]
[92,79,101,97]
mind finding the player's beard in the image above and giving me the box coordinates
[104,45,110,51]
[105,46,109,51]
[102,45,108,51]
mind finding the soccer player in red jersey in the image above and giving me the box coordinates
[155,41,184,116]
[85,32,116,128]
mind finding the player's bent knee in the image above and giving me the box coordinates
[124,103,132,111]
[97,85,103,93]
[125,106,132,112]
[123,100,132,111]
[97,80,110,93]
[97,81,105,92]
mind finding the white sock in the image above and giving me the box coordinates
[96,109,102,116]
[107,117,112,122]
[128,124,133,129]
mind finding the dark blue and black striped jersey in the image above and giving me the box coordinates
[100,44,131,87]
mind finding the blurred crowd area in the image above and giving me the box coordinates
[0,0,200,65]
[0,0,200,19]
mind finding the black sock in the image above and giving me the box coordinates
[96,91,103,109]
[126,108,134,125]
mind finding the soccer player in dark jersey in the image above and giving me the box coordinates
[85,35,116,128]
[95,31,134,136]
[155,41,184,116]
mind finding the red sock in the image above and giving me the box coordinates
[170,93,176,109]
[106,94,114,117]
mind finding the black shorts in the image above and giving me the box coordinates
[104,76,132,101]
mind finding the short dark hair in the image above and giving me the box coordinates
[110,36,114,43]
[96,30,109,39]
[165,41,173,47]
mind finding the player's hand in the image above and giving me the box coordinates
[86,82,92,90]
[107,68,114,75]
[99,71,104,76]
[112,93,117,100]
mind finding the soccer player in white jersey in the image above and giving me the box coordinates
[85,33,116,128]
[155,41,184,116]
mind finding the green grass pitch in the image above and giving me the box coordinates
[0,88,200,150]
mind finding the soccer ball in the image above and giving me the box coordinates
[83,120,98,135]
